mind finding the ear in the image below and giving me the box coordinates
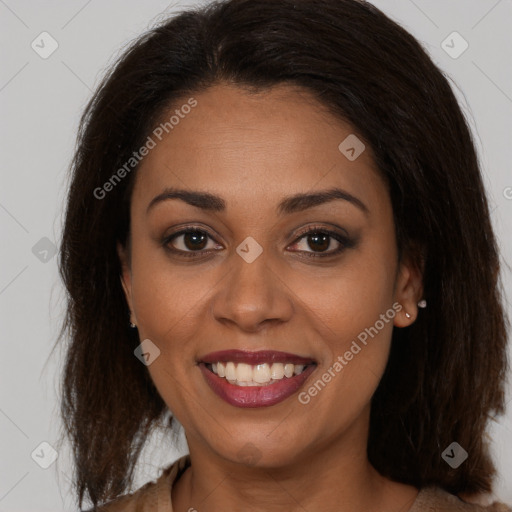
[117,241,137,326]
[393,251,424,328]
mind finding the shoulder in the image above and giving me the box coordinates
[86,478,162,512]
[84,455,190,512]
[412,487,512,512]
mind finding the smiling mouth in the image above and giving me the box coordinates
[205,361,314,386]
[197,349,317,407]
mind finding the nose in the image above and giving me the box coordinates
[211,249,294,333]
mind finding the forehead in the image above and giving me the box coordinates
[132,83,386,213]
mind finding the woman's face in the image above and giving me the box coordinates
[119,83,421,467]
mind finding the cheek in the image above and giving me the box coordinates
[297,248,397,341]
[299,281,397,434]
[296,235,398,396]
[128,238,209,337]
[128,247,207,414]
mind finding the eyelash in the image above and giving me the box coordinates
[162,224,353,260]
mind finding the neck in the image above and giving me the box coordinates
[171,409,418,512]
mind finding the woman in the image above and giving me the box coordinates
[58,0,511,510]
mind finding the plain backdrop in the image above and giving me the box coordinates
[0,1,511,510]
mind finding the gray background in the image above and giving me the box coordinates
[0,0,511,510]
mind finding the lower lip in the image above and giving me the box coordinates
[199,363,316,408]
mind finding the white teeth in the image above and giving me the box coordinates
[208,361,309,386]
[270,363,284,379]
[253,363,270,384]
[236,363,253,382]
[225,362,236,381]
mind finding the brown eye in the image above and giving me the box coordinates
[293,231,340,253]
[305,232,331,252]
[288,226,355,258]
[181,231,208,251]
[164,229,222,257]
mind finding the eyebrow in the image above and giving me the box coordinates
[146,186,369,216]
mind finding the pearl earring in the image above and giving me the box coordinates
[405,311,411,319]
[130,322,136,328]
[418,299,427,308]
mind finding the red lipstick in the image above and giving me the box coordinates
[198,350,316,408]
[199,349,314,365]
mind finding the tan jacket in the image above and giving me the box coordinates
[92,455,512,512]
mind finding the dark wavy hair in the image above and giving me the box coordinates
[56,0,510,509]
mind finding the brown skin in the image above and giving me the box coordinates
[118,83,423,512]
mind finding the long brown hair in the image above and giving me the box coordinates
[56,0,510,509]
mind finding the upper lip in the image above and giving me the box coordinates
[199,349,316,365]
